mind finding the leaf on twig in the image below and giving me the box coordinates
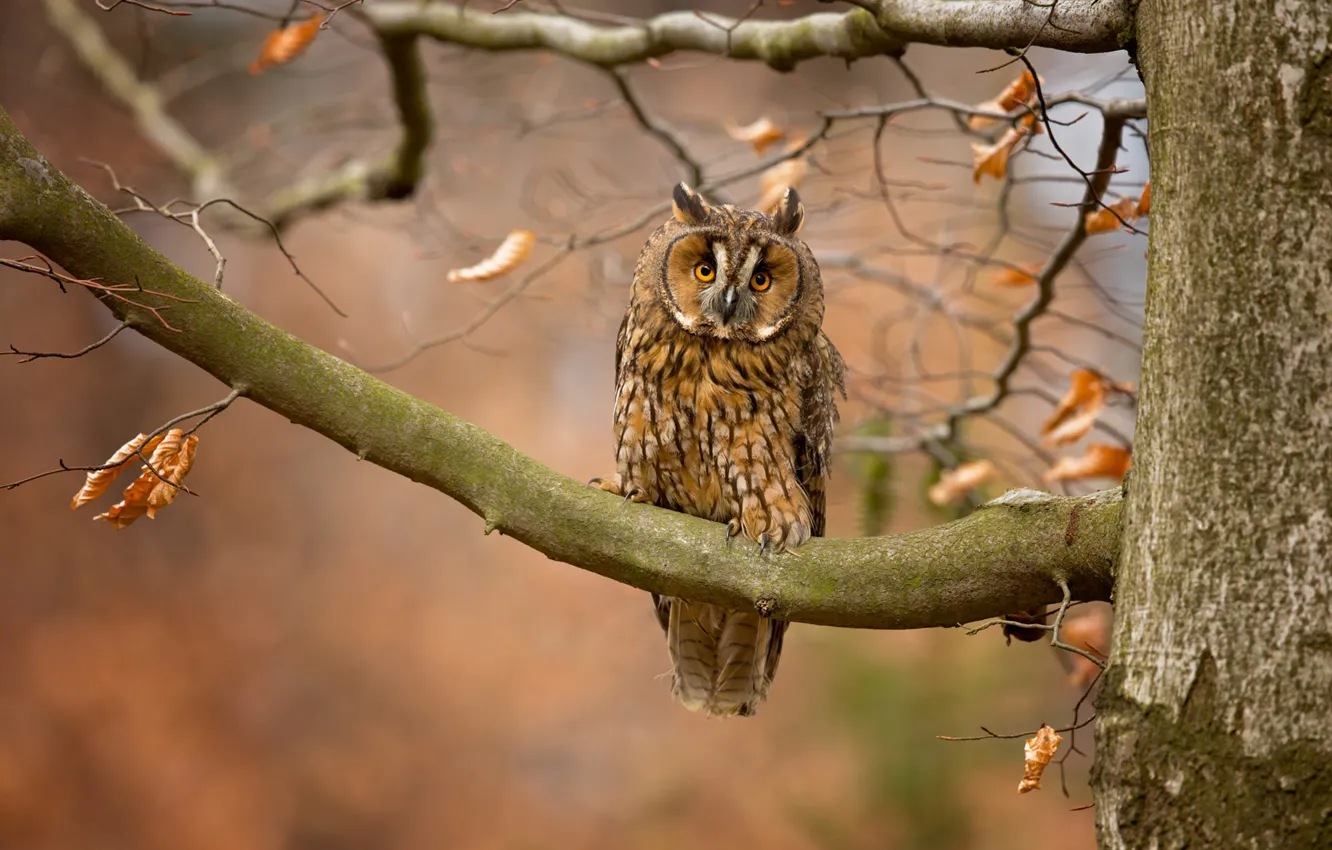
[1042,444,1131,484]
[1018,724,1063,793]
[971,115,1039,184]
[91,429,200,529]
[250,14,325,74]
[928,459,996,506]
[756,136,809,214]
[992,262,1042,287]
[969,70,1040,130]
[1135,181,1151,216]
[725,117,785,155]
[70,432,165,509]
[446,230,537,283]
[1042,369,1106,447]
[1085,196,1140,234]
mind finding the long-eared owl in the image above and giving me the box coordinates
[592,183,845,717]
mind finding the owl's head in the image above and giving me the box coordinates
[645,182,820,344]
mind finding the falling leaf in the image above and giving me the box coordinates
[70,432,165,510]
[928,459,997,506]
[250,14,325,74]
[1135,181,1151,216]
[968,70,1040,130]
[1043,444,1132,484]
[1061,609,1111,687]
[992,262,1042,286]
[94,429,198,530]
[1084,196,1140,234]
[1018,724,1063,793]
[446,230,537,283]
[756,137,809,213]
[1042,369,1106,447]
[971,115,1039,184]
[726,117,785,155]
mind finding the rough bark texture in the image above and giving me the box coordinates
[1095,2,1332,848]
[0,105,1120,630]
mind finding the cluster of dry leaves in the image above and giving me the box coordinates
[970,71,1046,184]
[725,117,810,213]
[70,430,199,529]
[930,369,1133,505]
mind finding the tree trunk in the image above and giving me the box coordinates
[1095,2,1332,848]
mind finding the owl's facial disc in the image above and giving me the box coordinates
[698,241,762,328]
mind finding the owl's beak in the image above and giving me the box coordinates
[720,286,739,325]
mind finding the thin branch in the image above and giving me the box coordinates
[4,322,128,363]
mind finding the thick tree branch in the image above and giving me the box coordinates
[362,1,1130,69]
[0,104,1119,628]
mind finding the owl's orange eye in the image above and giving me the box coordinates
[750,271,772,292]
[694,262,716,283]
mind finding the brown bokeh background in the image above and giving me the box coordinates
[0,3,1143,848]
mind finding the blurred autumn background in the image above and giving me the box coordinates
[0,2,1146,848]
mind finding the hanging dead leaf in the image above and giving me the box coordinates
[250,14,325,75]
[94,429,198,530]
[1060,609,1111,687]
[70,432,165,509]
[1135,181,1151,216]
[968,70,1040,130]
[446,230,537,283]
[1042,369,1106,447]
[992,262,1042,287]
[1084,196,1140,234]
[147,434,199,517]
[725,117,785,155]
[1018,724,1063,793]
[756,138,809,213]
[1043,444,1132,484]
[928,459,997,506]
[971,115,1039,184]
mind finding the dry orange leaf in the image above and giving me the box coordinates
[446,230,537,283]
[250,14,324,74]
[968,70,1040,130]
[1042,369,1106,447]
[971,115,1040,184]
[726,117,785,155]
[757,138,809,213]
[70,432,165,510]
[1043,444,1132,484]
[1085,196,1140,234]
[1018,724,1063,793]
[992,262,1042,287]
[93,429,198,530]
[928,459,997,506]
[1135,181,1151,216]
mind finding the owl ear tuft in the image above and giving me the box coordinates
[672,183,711,224]
[772,187,805,235]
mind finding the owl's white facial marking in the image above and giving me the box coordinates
[737,244,762,287]
[673,310,696,329]
[711,242,730,285]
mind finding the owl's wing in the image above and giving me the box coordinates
[614,308,631,385]
[797,331,847,538]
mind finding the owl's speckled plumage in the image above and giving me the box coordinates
[594,184,845,717]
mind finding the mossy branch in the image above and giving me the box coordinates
[0,105,1119,629]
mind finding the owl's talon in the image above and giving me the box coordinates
[758,533,772,554]
[622,486,651,505]
[724,518,741,549]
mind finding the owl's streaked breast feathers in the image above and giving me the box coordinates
[597,183,843,717]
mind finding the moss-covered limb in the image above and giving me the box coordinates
[0,105,1118,629]
[363,1,1128,68]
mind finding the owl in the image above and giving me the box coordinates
[591,183,845,717]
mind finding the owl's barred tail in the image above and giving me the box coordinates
[664,598,787,717]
